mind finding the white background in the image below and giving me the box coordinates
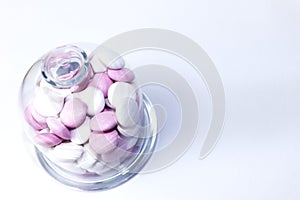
[0,0,300,199]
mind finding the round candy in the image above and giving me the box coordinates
[115,98,140,128]
[47,142,84,163]
[107,68,135,82]
[33,87,64,117]
[90,111,117,132]
[31,106,47,125]
[72,86,105,116]
[89,73,113,97]
[70,117,90,144]
[46,117,71,140]
[34,133,62,147]
[107,82,136,108]
[89,130,118,154]
[25,106,47,130]
[60,98,87,128]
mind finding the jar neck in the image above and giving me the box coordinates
[41,45,90,89]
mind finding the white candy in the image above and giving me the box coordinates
[107,82,136,108]
[116,98,140,128]
[70,117,90,144]
[91,46,125,69]
[77,150,97,170]
[72,86,105,116]
[47,142,83,163]
[33,87,64,117]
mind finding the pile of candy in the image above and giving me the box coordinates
[24,46,142,175]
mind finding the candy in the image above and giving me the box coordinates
[33,87,64,117]
[89,73,113,97]
[70,117,90,144]
[115,98,140,128]
[107,82,136,108]
[72,86,105,116]
[34,133,62,147]
[60,98,87,128]
[25,106,47,130]
[90,111,117,132]
[46,117,71,140]
[31,106,47,125]
[89,130,118,154]
[107,68,135,82]
[24,46,147,179]
[47,142,83,163]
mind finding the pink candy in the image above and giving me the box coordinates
[89,73,113,97]
[107,68,135,82]
[90,111,117,132]
[89,130,119,154]
[25,106,47,130]
[31,107,47,125]
[46,117,71,140]
[60,98,87,128]
[34,133,62,147]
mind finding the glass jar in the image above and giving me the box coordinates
[19,44,157,191]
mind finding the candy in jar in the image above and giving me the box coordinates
[19,44,157,190]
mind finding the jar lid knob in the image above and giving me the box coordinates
[41,45,89,89]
